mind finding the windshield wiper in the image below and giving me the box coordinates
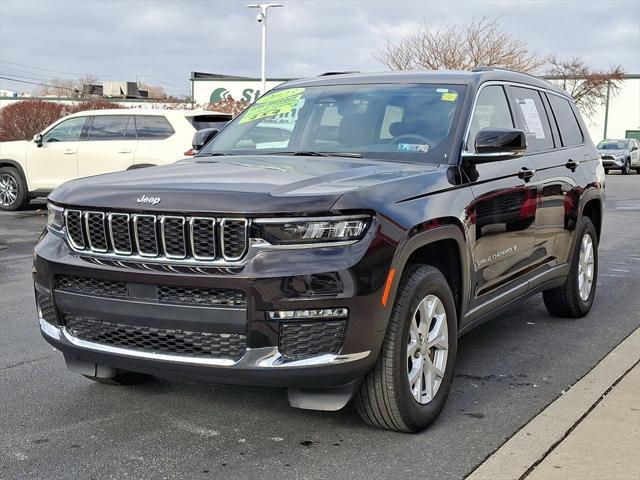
[197,152,229,157]
[270,151,363,158]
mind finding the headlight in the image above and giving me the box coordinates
[256,215,371,245]
[47,203,65,234]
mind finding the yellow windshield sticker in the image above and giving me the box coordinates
[441,92,458,102]
[238,88,305,124]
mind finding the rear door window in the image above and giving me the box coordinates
[87,116,131,141]
[135,116,175,140]
[510,87,554,152]
[547,94,584,147]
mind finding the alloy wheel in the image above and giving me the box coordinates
[578,233,595,301]
[0,173,18,207]
[407,294,448,404]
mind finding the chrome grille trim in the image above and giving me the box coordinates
[64,209,85,250]
[189,217,216,260]
[108,213,132,255]
[63,209,250,264]
[84,211,108,253]
[160,216,187,259]
[221,218,249,261]
[133,214,159,257]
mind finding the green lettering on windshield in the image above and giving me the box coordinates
[238,88,305,125]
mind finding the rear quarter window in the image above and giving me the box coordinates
[547,95,584,147]
[135,116,175,140]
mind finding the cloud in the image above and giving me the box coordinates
[0,0,638,96]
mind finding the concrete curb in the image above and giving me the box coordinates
[467,327,640,480]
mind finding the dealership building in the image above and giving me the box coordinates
[190,71,640,144]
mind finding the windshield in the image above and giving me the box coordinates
[597,140,629,150]
[198,83,466,163]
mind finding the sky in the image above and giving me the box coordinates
[1,0,638,97]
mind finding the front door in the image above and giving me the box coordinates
[77,115,137,177]
[26,116,87,190]
[463,84,538,314]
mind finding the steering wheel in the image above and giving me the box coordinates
[391,133,433,148]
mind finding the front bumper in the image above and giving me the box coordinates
[601,156,625,168]
[33,227,395,388]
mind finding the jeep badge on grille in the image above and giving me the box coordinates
[137,195,161,205]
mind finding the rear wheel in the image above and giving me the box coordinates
[0,167,29,211]
[543,217,598,317]
[604,168,610,175]
[82,372,152,385]
[355,265,457,432]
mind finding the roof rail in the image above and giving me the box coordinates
[318,71,360,77]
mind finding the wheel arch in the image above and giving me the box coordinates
[387,221,471,325]
[581,197,602,242]
[0,159,31,192]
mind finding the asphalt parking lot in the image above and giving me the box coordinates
[1,174,639,480]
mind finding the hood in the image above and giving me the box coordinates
[49,155,439,214]
[0,140,30,157]
[598,149,627,156]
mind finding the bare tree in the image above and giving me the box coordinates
[545,56,625,118]
[375,17,546,73]
[36,74,99,98]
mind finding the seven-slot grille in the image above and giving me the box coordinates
[64,209,249,262]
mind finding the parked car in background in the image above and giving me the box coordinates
[597,138,640,174]
[0,109,232,210]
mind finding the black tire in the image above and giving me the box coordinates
[543,217,598,318]
[82,372,152,385]
[355,265,457,432]
[604,168,610,175]
[0,166,29,211]
[635,168,640,174]
[622,160,630,175]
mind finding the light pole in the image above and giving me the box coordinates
[247,3,283,96]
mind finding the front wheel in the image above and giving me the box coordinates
[543,217,598,317]
[0,166,29,211]
[355,265,457,432]
[622,160,631,175]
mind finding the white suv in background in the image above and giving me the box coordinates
[0,109,231,210]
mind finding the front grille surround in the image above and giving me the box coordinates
[64,209,249,264]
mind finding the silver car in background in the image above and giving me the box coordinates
[597,138,640,175]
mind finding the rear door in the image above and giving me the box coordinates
[465,84,538,312]
[25,116,87,190]
[77,115,137,177]
[131,115,178,166]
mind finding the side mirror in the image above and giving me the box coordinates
[33,133,43,147]
[462,128,527,163]
[192,128,220,154]
[632,146,638,152]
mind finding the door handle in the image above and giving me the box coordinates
[565,159,579,171]
[63,148,76,155]
[518,167,535,181]
[117,149,132,154]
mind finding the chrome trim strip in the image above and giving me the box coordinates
[189,217,216,260]
[84,211,108,253]
[160,215,187,259]
[107,213,132,255]
[39,318,61,341]
[133,214,158,257]
[37,318,369,368]
[254,214,370,224]
[221,218,249,262]
[64,209,85,250]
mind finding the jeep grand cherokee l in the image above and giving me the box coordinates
[33,69,604,432]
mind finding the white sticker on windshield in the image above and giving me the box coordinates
[516,98,546,139]
[397,143,429,153]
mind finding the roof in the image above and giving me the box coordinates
[65,108,231,118]
[190,71,293,82]
[279,68,569,96]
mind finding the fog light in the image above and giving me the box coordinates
[267,308,348,321]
